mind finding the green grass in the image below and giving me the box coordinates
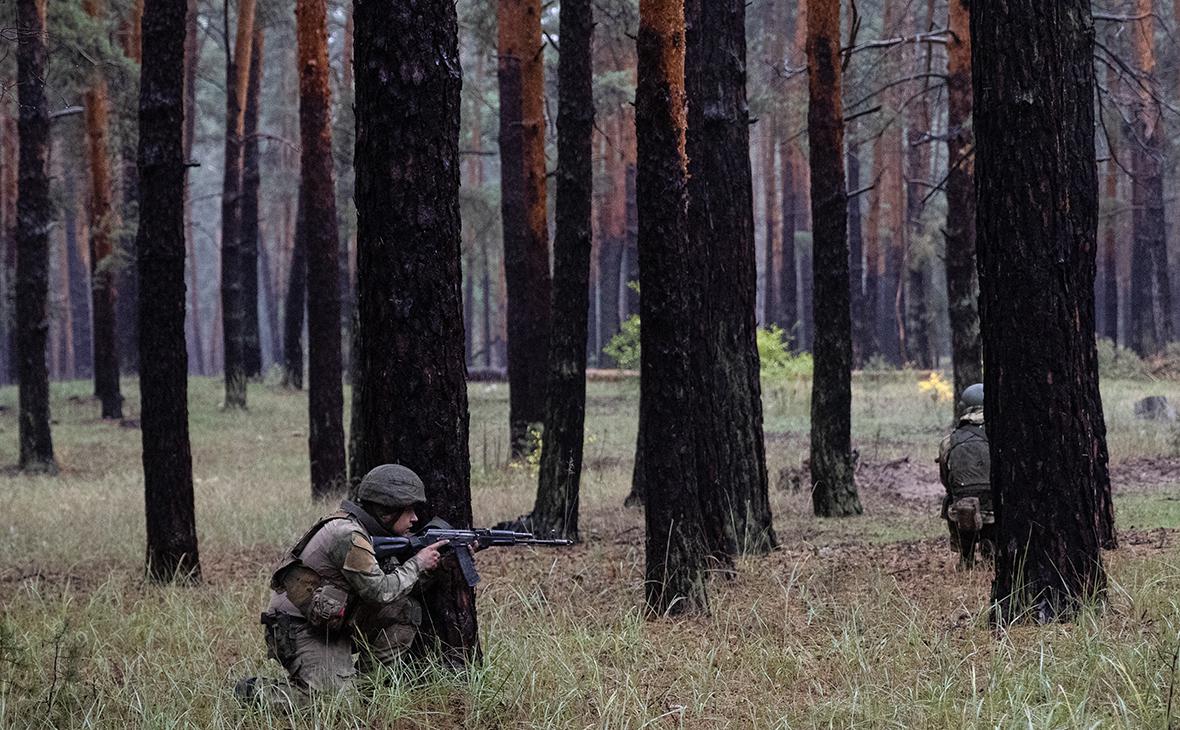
[2,373,1180,727]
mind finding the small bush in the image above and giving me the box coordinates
[603,315,641,370]
[758,325,813,379]
[1096,337,1147,379]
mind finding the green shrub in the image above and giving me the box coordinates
[758,325,813,379]
[1096,337,1147,379]
[603,315,641,370]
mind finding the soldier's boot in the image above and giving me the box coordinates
[957,530,978,571]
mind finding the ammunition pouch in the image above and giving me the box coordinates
[948,497,983,533]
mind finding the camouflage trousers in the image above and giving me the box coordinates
[259,600,420,703]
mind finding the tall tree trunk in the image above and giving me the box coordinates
[220,0,256,407]
[282,199,305,388]
[241,26,264,378]
[847,128,866,368]
[183,0,203,375]
[903,0,935,369]
[259,227,281,368]
[16,0,56,471]
[762,118,779,327]
[780,141,799,347]
[944,0,982,408]
[296,0,346,497]
[863,134,882,362]
[533,0,593,540]
[117,0,144,378]
[498,0,552,458]
[637,0,710,616]
[1,110,17,384]
[84,0,123,419]
[65,173,93,380]
[807,0,860,517]
[1102,156,1119,344]
[973,0,1111,622]
[353,0,477,663]
[887,126,906,363]
[140,0,201,583]
[686,0,775,557]
[597,114,625,367]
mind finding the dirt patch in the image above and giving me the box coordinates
[1111,457,1180,492]
[777,455,943,510]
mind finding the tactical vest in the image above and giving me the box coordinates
[944,423,989,497]
[269,511,354,621]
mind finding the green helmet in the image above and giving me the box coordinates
[356,464,426,509]
[960,383,984,409]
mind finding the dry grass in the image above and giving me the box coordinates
[2,373,1180,727]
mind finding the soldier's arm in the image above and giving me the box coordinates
[339,531,423,604]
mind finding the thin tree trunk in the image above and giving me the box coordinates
[65,172,93,380]
[533,0,593,540]
[499,0,552,458]
[863,133,882,362]
[183,0,203,375]
[1,110,17,384]
[762,117,778,327]
[296,0,346,497]
[282,199,305,389]
[220,0,256,407]
[945,0,982,408]
[84,0,123,419]
[847,127,866,368]
[973,0,1110,622]
[637,0,710,617]
[1103,156,1119,344]
[686,0,776,557]
[241,26,264,378]
[117,0,144,378]
[807,0,859,517]
[353,0,477,663]
[140,0,201,583]
[597,114,625,367]
[903,0,935,369]
[16,0,56,471]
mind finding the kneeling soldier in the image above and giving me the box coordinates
[938,383,995,569]
[238,464,448,704]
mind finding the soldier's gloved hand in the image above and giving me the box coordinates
[414,539,449,571]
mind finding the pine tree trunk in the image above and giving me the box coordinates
[220,0,255,408]
[498,0,552,458]
[863,134,882,362]
[241,26,264,378]
[685,0,775,556]
[944,0,982,409]
[16,0,56,471]
[1102,156,1119,344]
[0,110,17,384]
[140,0,201,583]
[183,0,203,375]
[637,0,710,616]
[353,0,477,663]
[598,115,626,368]
[847,130,866,368]
[117,0,144,378]
[973,0,1111,622]
[761,118,778,327]
[780,141,799,348]
[807,0,860,517]
[65,174,93,379]
[533,0,593,541]
[84,0,123,419]
[903,0,935,369]
[282,199,305,388]
[296,0,346,498]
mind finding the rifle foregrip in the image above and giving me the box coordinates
[456,546,481,587]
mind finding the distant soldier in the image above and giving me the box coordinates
[236,464,451,705]
[938,383,994,569]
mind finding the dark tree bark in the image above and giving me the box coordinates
[16,0,56,472]
[780,141,799,347]
[499,0,552,458]
[297,0,346,498]
[117,2,143,379]
[972,0,1111,622]
[139,0,201,583]
[846,130,866,369]
[83,0,123,419]
[281,200,306,389]
[807,0,860,517]
[637,0,710,616]
[220,0,255,408]
[903,0,935,369]
[353,0,476,663]
[761,119,778,328]
[685,0,775,556]
[1102,156,1119,344]
[944,0,982,410]
[532,0,593,540]
[65,174,93,379]
[241,26,264,378]
[0,109,16,386]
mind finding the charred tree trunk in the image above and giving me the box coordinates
[498,0,552,458]
[972,0,1111,622]
[140,0,201,583]
[16,0,56,471]
[945,0,982,408]
[241,26,264,378]
[807,0,860,517]
[84,0,123,419]
[532,0,593,540]
[685,0,775,556]
[281,199,306,388]
[353,0,477,663]
[296,0,346,497]
[220,0,255,408]
[637,0,710,616]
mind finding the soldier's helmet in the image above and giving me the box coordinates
[960,383,984,409]
[356,464,427,509]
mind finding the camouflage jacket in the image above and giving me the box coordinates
[937,407,990,500]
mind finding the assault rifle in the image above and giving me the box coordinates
[371,518,573,587]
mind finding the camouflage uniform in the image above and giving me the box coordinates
[258,466,429,700]
[938,406,995,567]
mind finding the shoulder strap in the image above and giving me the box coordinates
[289,510,351,559]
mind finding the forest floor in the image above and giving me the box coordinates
[4,373,1180,728]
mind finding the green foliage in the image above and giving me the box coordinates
[603,314,641,370]
[757,325,813,379]
[1097,337,1148,380]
